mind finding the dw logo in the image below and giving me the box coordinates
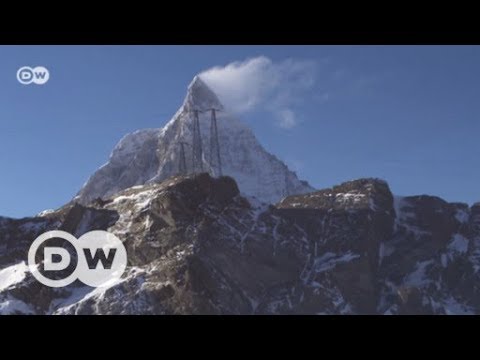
[17,66,50,85]
[28,230,127,288]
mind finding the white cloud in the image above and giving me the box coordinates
[199,56,317,129]
[277,109,297,129]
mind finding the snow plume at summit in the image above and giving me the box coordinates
[199,56,318,129]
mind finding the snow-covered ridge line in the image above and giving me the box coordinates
[0,262,28,292]
[75,75,314,205]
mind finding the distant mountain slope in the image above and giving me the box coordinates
[75,76,314,205]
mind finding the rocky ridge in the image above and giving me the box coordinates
[1,174,479,314]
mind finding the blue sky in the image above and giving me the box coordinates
[0,45,479,218]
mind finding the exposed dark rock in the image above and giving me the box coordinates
[1,174,479,314]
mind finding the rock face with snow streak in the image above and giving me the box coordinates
[75,76,314,205]
[1,174,480,314]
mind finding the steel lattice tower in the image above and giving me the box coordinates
[178,141,188,175]
[192,110,203,173]
[209,109,222,177]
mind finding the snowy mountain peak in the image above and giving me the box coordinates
[183,76,224,112]
[75,75,314,205]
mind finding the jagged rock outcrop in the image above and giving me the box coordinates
[1,175,479,314]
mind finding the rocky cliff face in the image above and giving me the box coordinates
[75,76,314,206]
[1,174,479,314]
